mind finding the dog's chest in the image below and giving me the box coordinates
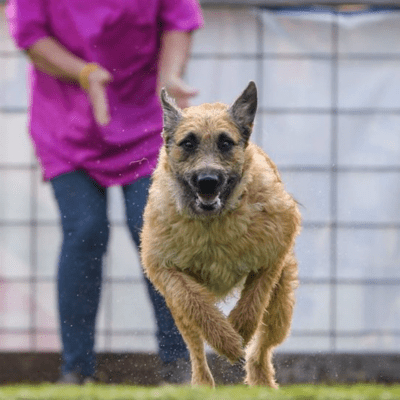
[170,215,261,296]
[187,256,250,296]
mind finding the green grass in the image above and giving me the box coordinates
[0,384,400,400]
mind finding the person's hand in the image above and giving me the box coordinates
[86,67,113,126]
[163,76,198,109]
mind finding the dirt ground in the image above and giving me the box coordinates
[0,352,399,385]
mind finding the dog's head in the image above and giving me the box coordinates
[160,81,257,217]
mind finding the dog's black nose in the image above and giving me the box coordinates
[197,173,220,195]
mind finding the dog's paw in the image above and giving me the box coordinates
[245,370,278,388]
[222,336,246,364]
[210,325,245,364]
[237,356,246,367]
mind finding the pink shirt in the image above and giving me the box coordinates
[7,0,203,186]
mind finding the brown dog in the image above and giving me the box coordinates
[141,82,301,388]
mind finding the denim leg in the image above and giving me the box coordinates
[123,176,188,363]
[51,171,109,377]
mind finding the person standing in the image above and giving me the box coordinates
[6,0,203,384]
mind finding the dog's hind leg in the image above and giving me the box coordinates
[170,310,214,386]
[245,254,298,388]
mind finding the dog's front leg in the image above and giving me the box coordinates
[148,266,245,364]
[227,268,280,346]
[167,302,215,386]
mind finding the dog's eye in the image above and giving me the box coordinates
[217,135,235,153]
[179,135,198,152]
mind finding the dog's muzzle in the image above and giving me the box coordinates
[191,171,225,212]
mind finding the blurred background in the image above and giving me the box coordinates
[0,0,400,384]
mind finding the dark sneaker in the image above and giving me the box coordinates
[160,358,191,385]
[81,375,100,385]
[56,371,82,385]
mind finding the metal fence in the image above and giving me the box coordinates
[1,3,400,354]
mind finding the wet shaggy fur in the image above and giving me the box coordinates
[140,82,301,388]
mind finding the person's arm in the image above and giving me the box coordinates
[27,37,113,125]
[157,31,198,109]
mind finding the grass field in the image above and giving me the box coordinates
[0,384,399,400]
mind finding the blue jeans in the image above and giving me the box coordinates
[51,171,188,377]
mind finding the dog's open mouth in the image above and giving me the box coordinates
[180,171,241,216]
[196,193,222,212]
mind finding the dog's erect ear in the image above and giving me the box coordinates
[160,88,182,145]
[228,81,257,142]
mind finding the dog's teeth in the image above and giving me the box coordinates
[197,193,220,203]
